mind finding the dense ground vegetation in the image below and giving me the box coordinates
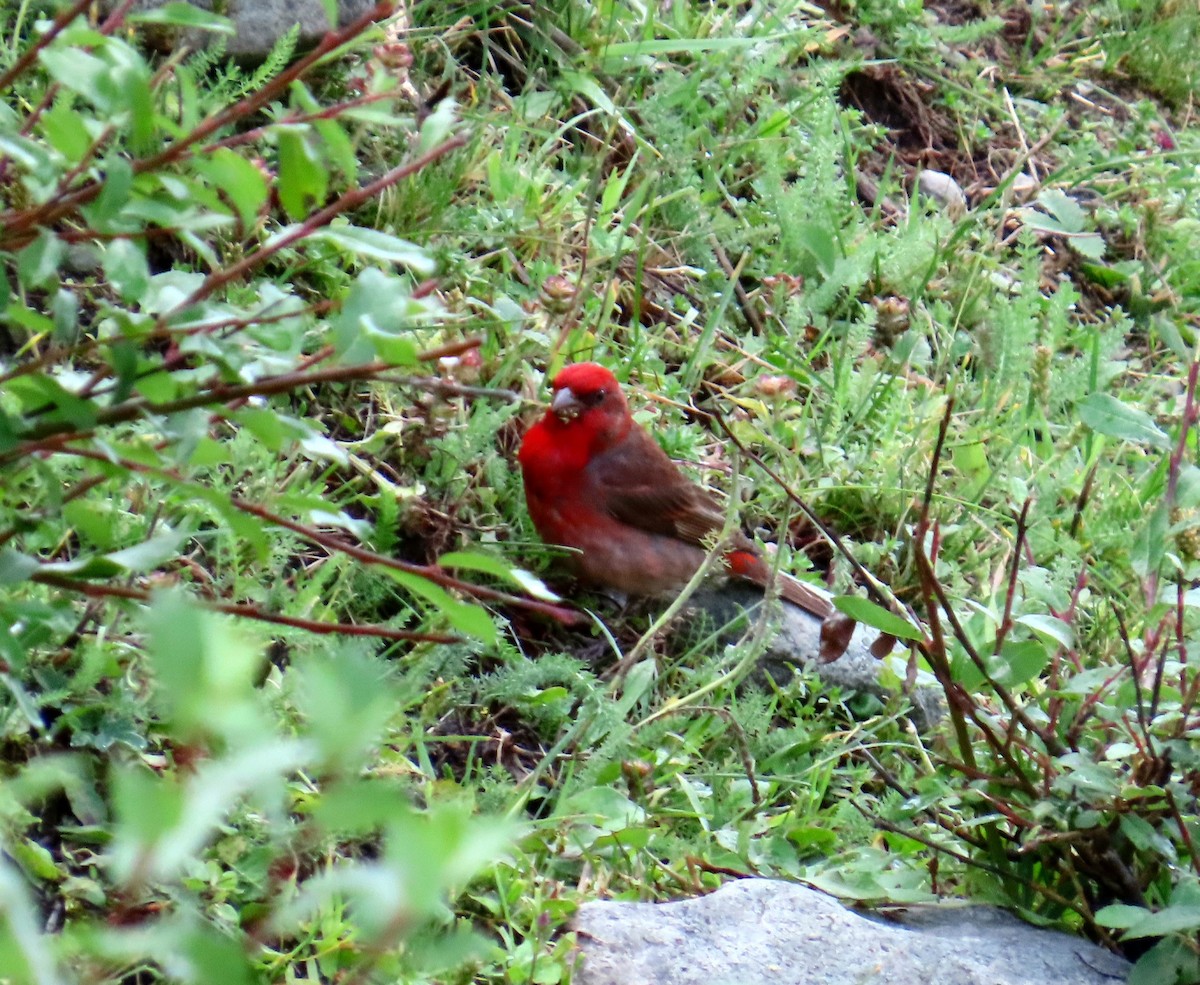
[1,0,1199,982]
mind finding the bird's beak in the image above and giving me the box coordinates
[551,386,582,422]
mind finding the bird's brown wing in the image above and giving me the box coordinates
[588,427,726,545]
[590,423,836,620]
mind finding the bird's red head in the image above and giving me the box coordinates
[522,362,633,464]
[548,362,625,422]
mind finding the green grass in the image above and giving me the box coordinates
[1,0,1200,982]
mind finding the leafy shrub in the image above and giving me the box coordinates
[0,2,537,980]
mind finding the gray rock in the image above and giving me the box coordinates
[574,879,1130,985]
[917,169,968,217]
[689,584,943,729]
[112,0,379,60]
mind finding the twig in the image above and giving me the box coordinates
[0,1,402,247]
[708,236,764,335]
[0,0,91,94]
[33,573,458,643]
[47,445,585,626]
[4,361,400,456]
[165,132,468,319]
[378,375,519,403]
[706,401,897,614]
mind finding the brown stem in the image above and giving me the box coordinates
[8,335,487,453]
[0,1,399,247]
[0,0,92,94]
[163,132,468,321]
[42,445,585,626]
[32,573,458,643]
[992,498,1032,655]
[202,92,394,154]
[4,361,399,456]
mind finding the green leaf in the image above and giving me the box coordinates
[143,590,269,744]
[1078,393,1170,449]
[51,289,78,342]
[108,49,155,155]
[0,673,44,729]
[330,268,432,364]
[182,926,257,985]
[305,226,435,272]
[112,765,185,844]
[795,222,837,274]
[102,239,151,303]
[4,301,54,338]
[234,407,287,451]
[277,128,328,219]
[437,550,562,601]
[1077,262,1129,288]
[1131,501,1169,580]
[84,155,133,228]
[1015,613,1073,648]
[1067,232,1106,260]
[10,373,96,429]
[0,863,59,984]
[103,528,188,572]
[40,529,186,579]
[16,231,64,290]
[1119,904,1200,939]
[72,711,147,752]
[415,98,458,155]
[831,596,923,641]
[952,440,988,476]
[111,741,310,883]
[994,638,1050,686]
[39,102,92,163]
[8,838,61,883]
[0,133,55,175]
[38,48,106,100]
[0,550,40,584]
[1038,189,1086,230]
[1128,940,1200,985]
[312,778,412,834]
[63,500,120,550]
[313,118,358,184]
[1175,465,1200,508]
[295,652,401,770]
[556,787,645,830]
[384,569,497,643]
[128,1,235,32]
[191,148,268,229]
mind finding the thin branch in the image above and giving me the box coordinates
[32,573,458,643]
[0,0,91,94]
[0,1,401,246]
[707,401,896,613]
[12,333,473,448]
[5,361,400,455]
[163,131,468,319]
[45,445,586,626]
[202,92,395,154]
[921,396,954,528]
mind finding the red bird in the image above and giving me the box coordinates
[518,362,832,618]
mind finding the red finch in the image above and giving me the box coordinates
[518,362,831,618]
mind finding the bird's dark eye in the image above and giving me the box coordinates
[580,388,606,406]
